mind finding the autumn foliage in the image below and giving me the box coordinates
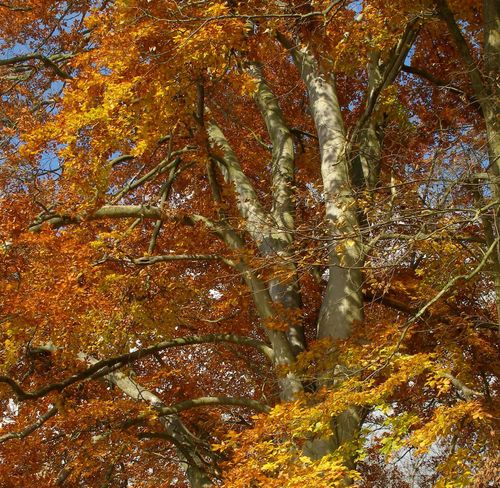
[0,1,499,487]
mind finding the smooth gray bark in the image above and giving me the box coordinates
[273,40,365,475]
[206,121,270,246]
[84,356,213,488]
[251,63,306,354]
[29,205,164,231]
[290,44,364,341]
[250,64,295,235]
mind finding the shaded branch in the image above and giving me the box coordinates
[0,53,71,79]
[111,149,194,203]
[434,0,488,106]
[132,254,221,265]
[0,406,58,444]
[352,21,420,140]
[0,334,274,401]
[148,155,181,253]
[402,64,482,114]
[156,396,271,415]
[402,64,465,96]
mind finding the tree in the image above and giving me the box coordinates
[0,1,498,486]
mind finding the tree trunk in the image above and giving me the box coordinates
[290,43,364,341]
[278,40,365,472]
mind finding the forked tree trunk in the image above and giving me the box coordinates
[284,40,365,468]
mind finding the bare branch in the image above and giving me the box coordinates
[145,1,344,24]
[409,237,500,324]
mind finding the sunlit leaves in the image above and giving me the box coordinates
[1,0,498,487]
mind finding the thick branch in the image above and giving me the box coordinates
[29,205,164,231]
[250,63,295,235]
[109,154,134,167]
[0,53,71,78]
[434,0,488,105]
[0,406,58,444]
[206,121,271,245]
[156,396,271,415]
[248,63,306,354]
[433,0,500,206]
[0,334,274,401]
[203,125,306,361]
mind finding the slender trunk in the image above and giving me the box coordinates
[191,216,303,401]
[207,111,306,355]
[237,260,304,400]
[251,63,306,354]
